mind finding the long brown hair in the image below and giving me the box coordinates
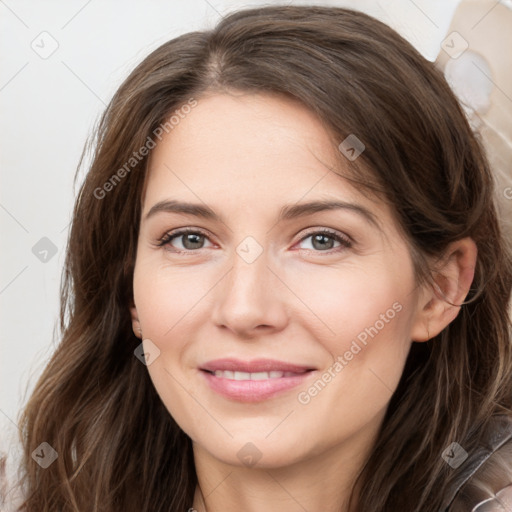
[12,5,512,511]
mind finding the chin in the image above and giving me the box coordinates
[198,436,310,470]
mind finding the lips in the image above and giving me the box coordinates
[200,358,315,374]
[199,358,316,402]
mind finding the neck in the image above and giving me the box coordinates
[191,415,382,512]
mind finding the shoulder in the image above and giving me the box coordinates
[445,414,512,512]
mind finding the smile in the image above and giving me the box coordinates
[209,370,304,380]
[199,359,316,402]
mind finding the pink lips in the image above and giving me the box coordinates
[200,358,316,402]
[201,358,314,374]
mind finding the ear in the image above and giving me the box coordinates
[410,237,477,342]
[129,299,142,339]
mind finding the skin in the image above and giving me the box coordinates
[130,91,477,512]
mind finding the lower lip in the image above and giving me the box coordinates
[200,370,315,402]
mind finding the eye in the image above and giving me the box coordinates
[157,228,213,252]
[296,229,352,253]
[156,227,352,254]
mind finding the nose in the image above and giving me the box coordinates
[210,246,289,339]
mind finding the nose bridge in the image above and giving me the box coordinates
[211,235,288,335]
[233,236,269,291]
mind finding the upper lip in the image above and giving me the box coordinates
[200,358,315,373]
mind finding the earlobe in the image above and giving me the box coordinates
[129,300,142,339]
[410,237,477,342]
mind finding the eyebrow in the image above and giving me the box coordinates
[144,199,381,230]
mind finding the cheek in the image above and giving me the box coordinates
[293,262,414,404]
[132,262,215,422]
[294,303,412,447]
[291,260,411,347]
[133,260,212,338]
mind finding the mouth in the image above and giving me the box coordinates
[202,369,310,380]
[199,358,316,402]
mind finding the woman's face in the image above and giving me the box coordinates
[131,91,426,469]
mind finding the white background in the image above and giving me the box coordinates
[0,0,462,465]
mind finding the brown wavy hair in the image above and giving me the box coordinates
[11,5,512,511]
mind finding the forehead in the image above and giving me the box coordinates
[149,92,336,176]
[143,92,387,223]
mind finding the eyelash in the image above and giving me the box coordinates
[156,227,353,255]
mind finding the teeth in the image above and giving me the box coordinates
[251,372,270,380]
[212,370,296,380]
